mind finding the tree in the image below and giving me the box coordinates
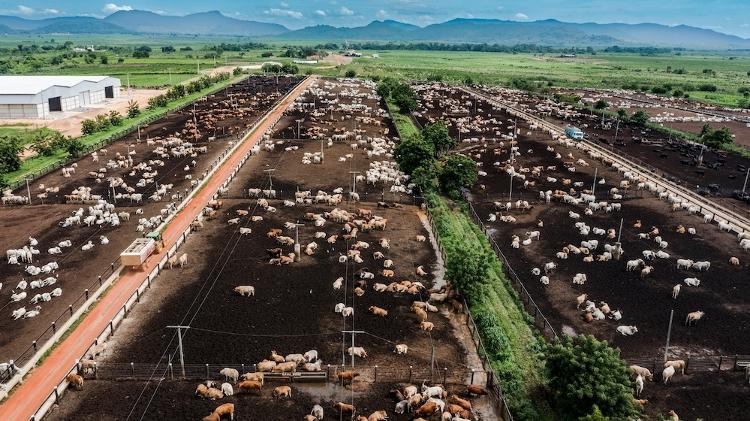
[262,63,281,74]
[616,108,627,120]
[81,119,97,135]
[161,45,176,53]
[463,76,474,85]
[392,83,418,113]
[280,63,299,74]
[345,69,357,78]
[127,100,140,118]
[630,110,650,126]
[422,121,455,156]
[133,46,151,58]
[261,51,274,57]
[594,99,609,110]
[100,55,108,65]
[446,239,491,299]
[393,133,434,174]
[95,114,111,131]
[578,405,611,421]
[30,129,64,156]
[701,126,733,148]
[63,138,85,158]
[411,161,439,192]
[108,110,123,126]
[545,335,636,419]
[0,136,22,173]
[438,154,477,197]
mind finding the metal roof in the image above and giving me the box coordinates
[0,76,110,95]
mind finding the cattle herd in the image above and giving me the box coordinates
[4,76,748,420]
[413,83,750,419]
[0,76,301,381]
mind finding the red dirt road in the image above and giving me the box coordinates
[0,76,313,421]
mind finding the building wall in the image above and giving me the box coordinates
[60,95,80,112]
[0,104,41,119]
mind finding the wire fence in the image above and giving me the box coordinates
[0,261,119,385]
[625,354,750,376]
[425,208,515,421]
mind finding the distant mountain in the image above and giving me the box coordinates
[281,18,750,49]
[0,10,748,50]
[33,17,131,34]
[103,10,287,37]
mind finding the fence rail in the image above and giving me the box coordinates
[625,354,750,376]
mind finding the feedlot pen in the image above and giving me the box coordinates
[0,76,301,380]
[45,78,498,421]
[414,83,750,420]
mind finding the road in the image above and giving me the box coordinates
[0,76,313,421]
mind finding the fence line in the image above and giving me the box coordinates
[626,354,750,376]
[424,208,514,421]
[11,77,308,421]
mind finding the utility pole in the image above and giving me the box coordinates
[320,138,325,163]
[264,168,276,191]
[25,178,32,205]
[167,325,190,378]
[349,171,361,197]
[613,218,624,260]
[613,119,620,150]
[293,221,304,262]
[342,330,365,367]
[296,119,304,139]
[664,309,674,362]
[743,168,749,193]
[591,167,598,196]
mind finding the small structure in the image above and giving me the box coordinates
[565,126,584,140]
[0,75,121,119]
[120,238,156,268]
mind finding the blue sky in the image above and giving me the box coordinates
[1,0,749,37]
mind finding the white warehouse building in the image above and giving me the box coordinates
[0,75,121,119]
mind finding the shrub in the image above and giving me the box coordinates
[95,114,111,131]
[698,84,717,92]
[0,136,23,173]
[594,99,609,110]
[438,153,478,197]
[393,133,434,174]
[545,335,636,419]
[630,110,650,126]
[345,69,357,78]
[108,110,123,126]
[261,51,273,57]
[63,138,85,158]
[81,119,97,135]
[392,83,418,113]
[422,121,455,155]
[127,100,140,118]
[30,129,64,156]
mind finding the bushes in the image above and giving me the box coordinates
[30,129,65,156]
[422,121,455,155]
[345,69,357,78]
[393,133,434,174]
[545,335,636,419]
[698,83,717,92]
[63,138,85,158]
[700,125,734,148]
[0,136,22,173]
[127,100,140,118]
[629,110,650,126]
[438,153,478,197]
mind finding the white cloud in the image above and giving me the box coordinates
[280,1,289,7]
[315,9,327,17]
[376,9,388,19]
[103,3,133,13]
[17,5,34,15]
[496,6,504,11]
[16,5,60,15]
[264,8,304,19]
[741,23,750,28]
[339,6,354,16]
[514,12,529,20]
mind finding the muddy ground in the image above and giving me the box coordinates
[0,76,301,366]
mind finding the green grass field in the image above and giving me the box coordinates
[337,50,750,108]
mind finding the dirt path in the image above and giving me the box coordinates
[0,76,313,421]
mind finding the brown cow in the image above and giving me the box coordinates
[416,401,438,417]
[272,385,291,398]
[202,403,235,421]
[337,371,360,385]
[66,373,83,390]
[237,380,262,394]
[334,402,355,414]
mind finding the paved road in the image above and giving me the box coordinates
[0,76,313,421]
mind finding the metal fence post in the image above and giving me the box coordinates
[374,365,378,382]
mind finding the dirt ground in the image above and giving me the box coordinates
[415,84,750,420]
[0,76,301,367]
[0,89,164,139]
[41,78,497,421]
